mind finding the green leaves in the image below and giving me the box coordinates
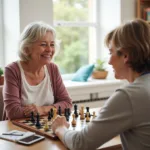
[0,68,3,76]
[94,59,106,71]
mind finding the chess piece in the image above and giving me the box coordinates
[67,108,71,116]
[74,104,78,118]
[48,111,51,121]
[35,113,41,128]
[80,106,85,120]
[86,112,90,122]
[50,108,54,118]
[71,114,76,127]
[85,107,91,117]
[58,106,62,116]
[53,108,57,120]
[93,111,96,119]
[44,119,49,131]
[65,108,69,121]
[30,111,35,123]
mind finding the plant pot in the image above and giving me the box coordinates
[92,71,108,79]
[0,76,4,85]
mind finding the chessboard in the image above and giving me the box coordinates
[12,105,97,140]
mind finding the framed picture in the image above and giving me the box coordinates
[143,7,150,21]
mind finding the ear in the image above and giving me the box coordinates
[123,53,129,64]
[24,47,31,56]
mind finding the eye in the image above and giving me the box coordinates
[40,43,47,47]
[109,52,112,55]
[50,43,55,47]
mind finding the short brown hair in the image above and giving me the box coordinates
[105,19,150,73]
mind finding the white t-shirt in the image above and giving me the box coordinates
[18,61,54,106]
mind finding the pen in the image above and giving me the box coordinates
[2,133,24,136]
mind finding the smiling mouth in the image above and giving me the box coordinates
[41,55,52,58]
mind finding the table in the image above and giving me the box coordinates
[0,120,122,150]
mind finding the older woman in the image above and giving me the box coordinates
[51,19,150,150]
[3,22,72,120]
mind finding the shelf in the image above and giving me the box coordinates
[137,0,150,20]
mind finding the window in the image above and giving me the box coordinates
[0,0,122,79]
[0,0,4,67]
[53,0,98,74]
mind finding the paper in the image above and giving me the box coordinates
[0,130,35,142]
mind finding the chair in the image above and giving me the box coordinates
[0,86,3,121]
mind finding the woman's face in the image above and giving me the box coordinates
[108,42,128,79]
[28,31,55,66]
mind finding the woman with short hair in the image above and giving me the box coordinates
[52,19,150,150]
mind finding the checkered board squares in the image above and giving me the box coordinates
[12,116,57,139]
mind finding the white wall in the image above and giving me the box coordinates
[121,0,136,23]
[19,0,53,32]
[2,0,53,65]
[98,0,121,60]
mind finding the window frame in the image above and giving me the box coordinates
[0,0,4,68]
[53,0,101,78]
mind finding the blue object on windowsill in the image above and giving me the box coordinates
[71,64,94,82]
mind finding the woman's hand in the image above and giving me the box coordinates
[23,104,45,117]
[23,104,56,117]
[51,116,70,141]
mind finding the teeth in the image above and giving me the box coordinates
[42,55,50,58]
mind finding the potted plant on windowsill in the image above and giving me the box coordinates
[0,68,4,85]
[92,59,108,79]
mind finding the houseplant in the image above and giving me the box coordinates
[0,68,4,85]
[92,59,108,79]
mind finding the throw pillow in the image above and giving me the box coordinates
[72,64,94,82]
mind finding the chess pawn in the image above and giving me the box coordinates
[71,114,76,127]
[80,106,85,120]
[86,112,90,122]
[93,111,96,119]
[44,119,49,131]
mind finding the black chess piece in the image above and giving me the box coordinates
[35,113,41,128]
[50,108,53,118]
[30,111,35,123]
[64,108,69,122]
[58,106,62,116]
[74,104,78,118]
[85,107,91,117]
[67,108,71,116]
[48,111,51,121]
